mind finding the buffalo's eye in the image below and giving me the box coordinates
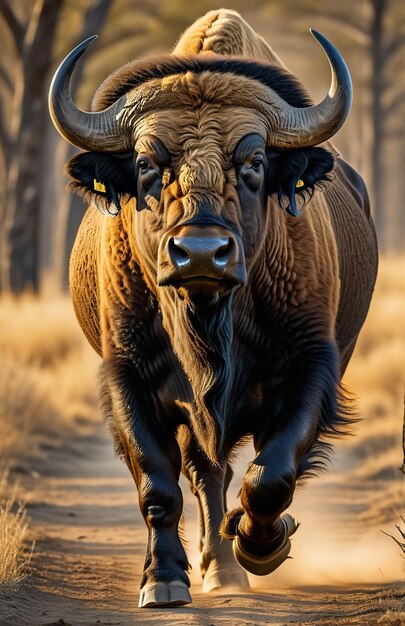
[233,133,266,185]
[250,155,264,171]
[237,150,266,193]
[137,157,153,173]
[134,136,171,211]
[136,154,160,194]
[136,153,164,211]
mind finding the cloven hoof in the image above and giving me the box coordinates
[138,580,192,608]
[232,514,299,576]
[202,562,250,593]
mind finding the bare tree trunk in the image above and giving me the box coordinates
[41,0,114,294]
[1,0,62,293]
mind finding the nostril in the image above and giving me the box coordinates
[214,238,234,266]
[169,237,190,267]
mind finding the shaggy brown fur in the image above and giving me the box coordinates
[65,9,377,606]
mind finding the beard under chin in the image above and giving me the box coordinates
[161,288,234,465]
[177,282,233,309]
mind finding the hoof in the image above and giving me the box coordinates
[138,580,192,608]
[202,562,250,593]
[233,514,298,576]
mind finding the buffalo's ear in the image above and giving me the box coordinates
[65,151,136,216]
[266,147,335,217]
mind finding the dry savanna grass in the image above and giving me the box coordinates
[343,254,404,493]
[0,501,30,586]
[344,255,405,418]
[0,295,98,588]
[0,295,99,466]
[0,470,32,586]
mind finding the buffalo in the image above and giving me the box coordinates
[49,9,378,608]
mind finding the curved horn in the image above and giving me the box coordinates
[48,36,130,152]
[270,30,353,149]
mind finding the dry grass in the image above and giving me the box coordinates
[0,295,99,466]
[0,502,30,586]
[335,255,405,543]
[345,256,405,423]
[0,470,32,586]
[0,295,98,587]
[0,354,57,463]
[344,254,404,457]
[0,295,83,367]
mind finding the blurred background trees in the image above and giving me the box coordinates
[0,0,403,293]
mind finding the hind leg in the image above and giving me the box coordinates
[179,427,249,592]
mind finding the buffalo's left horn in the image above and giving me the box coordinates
[270,30,353,149]
[48,36,129,152]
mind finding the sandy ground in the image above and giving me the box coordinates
[0,419,403,626]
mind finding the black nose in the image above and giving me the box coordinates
[168,235,236,273]
[157,224,247,287]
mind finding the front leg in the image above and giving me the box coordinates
[222,339,346,575]
[179,427,249,592]
[100,360,191,608]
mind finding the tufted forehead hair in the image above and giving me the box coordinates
[133,103,268,197]
[92,54,312,113]
[130,78,273,197]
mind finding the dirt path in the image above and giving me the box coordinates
[1,422,403,626]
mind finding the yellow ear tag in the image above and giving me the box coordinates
[94,179,106,193]
[296,179,305,188]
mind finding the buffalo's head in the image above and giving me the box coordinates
[49,31,350,308]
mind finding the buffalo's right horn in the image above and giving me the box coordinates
[49,36,130,152]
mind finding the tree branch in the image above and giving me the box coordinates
[382,31,405,64]
[0,0,24,55]
[293,14,370,47]
[0,95,10,158]
[0,65,14,92]
[384,90,405,116]
[97,27,146,51]
[66,0,114,97]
